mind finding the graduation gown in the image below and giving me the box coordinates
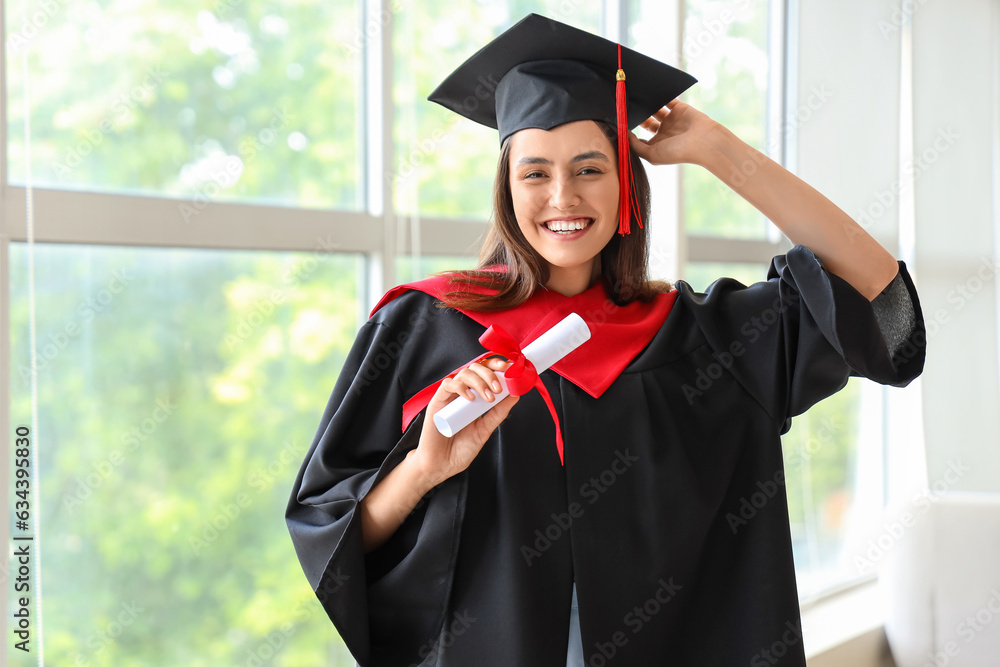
[285,245,925,666]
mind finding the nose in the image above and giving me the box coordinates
[549,175,581,210]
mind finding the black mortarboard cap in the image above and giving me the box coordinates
[427,13,696,235]
[427,13,697,145]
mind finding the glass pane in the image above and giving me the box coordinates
[393,2,603,220]
[782,379,885,599]
[679,0,770,238]
[6,0,360,210]
[681,260,768,291]
[395,253,478,284]
[8,243,364,666]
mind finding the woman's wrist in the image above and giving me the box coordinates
[696,123,762,181]
[360,448,440,553]
[403,448,444,496]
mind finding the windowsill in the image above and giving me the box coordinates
[802,576,892,665]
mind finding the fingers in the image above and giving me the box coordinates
[640,103,678,133]
[440,358,510,403]
[482,356,511,372]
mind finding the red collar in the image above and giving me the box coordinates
[371,273,677,398]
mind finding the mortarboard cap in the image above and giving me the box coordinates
[427,13,697,235]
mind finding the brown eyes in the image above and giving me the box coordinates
[521,167,604,180]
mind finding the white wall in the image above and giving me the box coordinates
[911,0,1000,494]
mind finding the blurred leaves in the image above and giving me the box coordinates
[682,0,770,238]
[7,0,360,209]
[9,244,356,665]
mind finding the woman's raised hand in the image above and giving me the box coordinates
[410,357,520,488]
[628,99,724,168]
[631,99,899,300]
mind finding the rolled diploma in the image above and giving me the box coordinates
[433,312,591,437]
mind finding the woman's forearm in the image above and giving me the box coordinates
[358,449,437,553]
[698,124,900,301]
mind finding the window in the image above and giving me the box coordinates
[6,0,362,209]
[680,0,772,239]
[8,243,362,665]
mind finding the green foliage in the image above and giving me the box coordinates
[7,0,361,209]
[682,0,770,238]
[9,245,358,665]
[782,379,868,595]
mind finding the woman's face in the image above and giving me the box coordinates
[508,120,619,283]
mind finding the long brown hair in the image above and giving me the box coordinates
[436,120,672,311]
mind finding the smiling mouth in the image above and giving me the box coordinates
[543,218,594,234]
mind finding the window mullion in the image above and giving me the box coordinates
[766,0,789,243]
[361,0,395,316]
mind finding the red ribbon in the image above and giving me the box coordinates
[401,324,565,465]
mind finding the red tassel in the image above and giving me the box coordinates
[616,44,629,235]
[615,44,643,236]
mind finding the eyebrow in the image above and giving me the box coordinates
[514,150,611,167]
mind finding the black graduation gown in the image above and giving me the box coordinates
[285,245,925,666]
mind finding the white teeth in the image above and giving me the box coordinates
[545,219,591,232]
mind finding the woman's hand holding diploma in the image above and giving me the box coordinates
[359,358,517,554]
[412,358,520,487]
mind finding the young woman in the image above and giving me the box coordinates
[287,14,924,667]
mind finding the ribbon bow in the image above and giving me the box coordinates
[401,324,565,465]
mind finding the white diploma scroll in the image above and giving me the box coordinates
[433,312,591,437]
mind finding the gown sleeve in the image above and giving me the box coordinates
[681,244,925,425]
[284,293,467,667]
